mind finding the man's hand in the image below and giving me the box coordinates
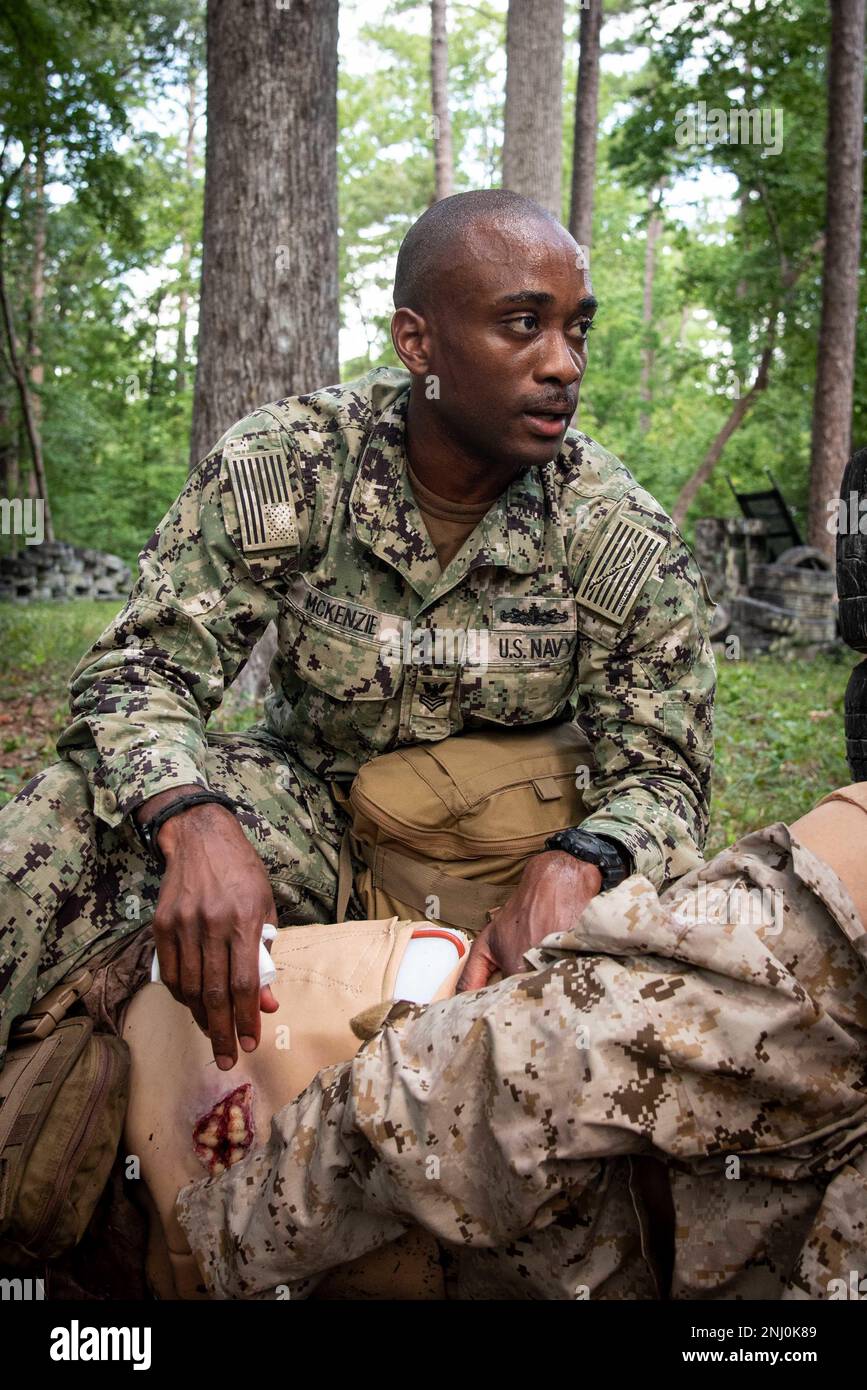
[457,850,603,992]
[139,789,279,1070]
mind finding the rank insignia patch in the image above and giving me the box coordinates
[576,514,665,624]
[227,449,298,553]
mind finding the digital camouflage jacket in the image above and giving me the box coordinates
[57,368,716,886]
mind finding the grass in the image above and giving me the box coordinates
[0,600,858,853]
[708,644,853,855]
[0,601,253,802]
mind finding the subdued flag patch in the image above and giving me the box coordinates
[576,513,666,624]
[227,450,298,553]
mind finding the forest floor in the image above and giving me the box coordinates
[0,600,858,855]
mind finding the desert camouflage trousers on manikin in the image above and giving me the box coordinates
[0,726,362,1063]
[178,822,867,1302]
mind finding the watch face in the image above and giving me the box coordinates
[547,829,628,887]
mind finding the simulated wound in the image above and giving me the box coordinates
[192,1083,255,1176]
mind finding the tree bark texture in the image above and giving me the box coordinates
[175,65,199,395]
[190,0,339,467]
[639,182,664,434]
[568,0,602,249]
[807,0,865,559]
[431,0,454,202]
[502,0,566,219]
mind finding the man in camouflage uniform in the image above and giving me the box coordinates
[0,190,714,1066]
[177,788,867,1301]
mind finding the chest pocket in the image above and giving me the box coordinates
[279,577,405,752]
[461,596,577,726]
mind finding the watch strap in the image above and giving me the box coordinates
[543,827,631,890]
[136,790,237,871]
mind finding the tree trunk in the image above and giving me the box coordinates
[502,0,565,218]
[568,0,602,249]
[639,182,664,434]
[228,620,279,703]
[27,135,46,438]
[0,158,54,541]
[670,222,825,528]
[430,0,454,202]
[0,393,18,556]
[672,333,775,527]
[807,0,866,559]
[175,64,198,395]
[190,0,339,467]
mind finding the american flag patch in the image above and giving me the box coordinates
[226,449,298,554]
[576,514,665,624]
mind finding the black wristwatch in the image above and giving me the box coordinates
[543,827,632,891]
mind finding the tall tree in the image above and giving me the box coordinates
[430,0,454,201]
[639,179,664,434]
[0,154,54,539]
[568,0,603,249]
[190,0,339,466]
[808,0,865,557]
[502,0,565,217]
[175,55,201,395]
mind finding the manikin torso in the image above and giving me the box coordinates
[122,917,463,1299]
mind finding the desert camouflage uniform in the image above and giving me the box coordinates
[177,822,867,1302]
[0,368,715,1058]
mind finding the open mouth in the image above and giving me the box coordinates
[522,411,571,438]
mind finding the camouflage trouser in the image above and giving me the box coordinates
[178,821,867,1301]
[0,727,358,1063]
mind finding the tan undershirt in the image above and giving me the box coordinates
[406,460,493,571]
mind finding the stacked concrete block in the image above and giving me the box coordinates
[696,517,838,652]
[0,541,131,604]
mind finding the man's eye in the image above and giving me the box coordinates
[507,314,539,335]
[572,319,595,339]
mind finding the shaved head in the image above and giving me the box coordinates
[393,189,566,314]
[390,187,595,480]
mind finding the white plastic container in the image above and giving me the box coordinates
[394,927,469,1004]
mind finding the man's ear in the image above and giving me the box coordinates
[391,307,433,376]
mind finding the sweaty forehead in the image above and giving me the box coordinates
[436,214,586,309]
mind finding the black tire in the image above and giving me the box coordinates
[836,446,867,651]
[845,659,867,781]
[774,545,831,571]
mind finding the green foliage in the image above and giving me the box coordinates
[605,0,851,528]
[0,0,863,559]
[1,0,204,563]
